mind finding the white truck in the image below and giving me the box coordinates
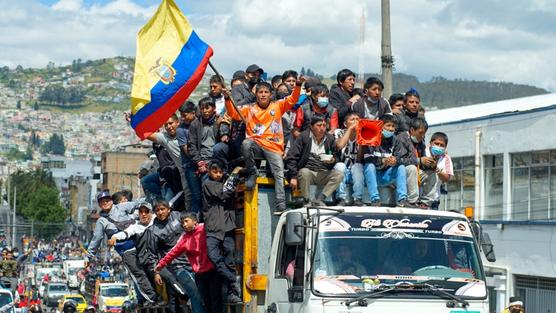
[63,260,86,289]
[234,177,496,313]
[0,288,15,313]
[96,282,131,313]
[254,207,496,313]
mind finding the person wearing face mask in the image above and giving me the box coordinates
[231,64,263,107]
[393,117,433,208]
[293,84,339,136]
[351,77,392,120]
[358,115,410,207]
[422,132,453,209]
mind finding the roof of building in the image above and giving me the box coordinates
[426,93,556,126]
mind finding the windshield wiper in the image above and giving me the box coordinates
[344,282,469,308]
[413,283,469,308]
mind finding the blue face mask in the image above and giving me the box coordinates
[382,129,394,138]
[317,97,329,108]
[431,145,445,156]
[411,135,420,143]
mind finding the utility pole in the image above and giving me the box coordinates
[6,167,10,238]
[12,186,16,248]
[381,0,394,97]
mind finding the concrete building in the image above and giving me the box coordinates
[101,150,149,199]
[427,93,556,313]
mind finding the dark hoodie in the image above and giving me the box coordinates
[396,109,420,134]
[329,84,365,124]
[142,211,191,273]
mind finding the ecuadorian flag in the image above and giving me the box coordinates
[130,0,213,139]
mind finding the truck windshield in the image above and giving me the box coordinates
[101,287,128,297]
[0,293,13,306]
[67,297,85,304]
[49,284,69,292]
[311,214,486,298]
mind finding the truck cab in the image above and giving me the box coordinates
[0,288,15,313]
[63,260,86,289]
[96,282,130,313]
[264,207,493,313]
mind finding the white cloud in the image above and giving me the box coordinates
[52,0,83,12]
[0,0,555,91]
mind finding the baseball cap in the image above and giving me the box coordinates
[245,64,263,74]
[138,202,153,212]
[97,191,111,202]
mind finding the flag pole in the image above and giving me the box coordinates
[207,60,247,125]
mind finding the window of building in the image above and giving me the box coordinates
[484,154,503,220]
[511,150,556,221]
[441,156,474,212]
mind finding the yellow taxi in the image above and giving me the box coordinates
[58,294,88,313]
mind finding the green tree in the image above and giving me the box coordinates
[41,133,66,155]
[8,170,67,238]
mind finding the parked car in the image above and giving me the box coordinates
[44,282,69,307]
[58,294,87,313]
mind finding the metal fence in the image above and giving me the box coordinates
[515,275,556,313]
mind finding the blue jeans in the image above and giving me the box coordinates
[176,269,206,313]
[140,172,162,198]
[184,162,202,213]
[363,163,407,202]
[334,163,365,201]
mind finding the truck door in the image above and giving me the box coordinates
[266,225,306,313]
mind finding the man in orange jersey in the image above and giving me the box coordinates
[224,76,306,213]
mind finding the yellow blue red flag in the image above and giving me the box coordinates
[130,0,213,139]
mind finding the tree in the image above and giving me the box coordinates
[16,100,21,110]
[8,169,67,238]
[41,133,66,155]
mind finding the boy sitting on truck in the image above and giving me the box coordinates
[359,115,410,207]
[201,162,242,303]
[422,132,454,209]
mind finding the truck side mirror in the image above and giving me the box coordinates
[481,232,496,262]
[285,212,305,246]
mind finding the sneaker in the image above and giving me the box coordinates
[353,199,365,207]
[396,199,414,208]
[336,199,350,206]
[369,199,381,207]
[245,173,257,190]
[225,293,242,304]
[418,202,431,209]
[311,199,327,207]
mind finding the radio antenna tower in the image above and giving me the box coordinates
[358,6,366,88]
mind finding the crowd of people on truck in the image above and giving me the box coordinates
[135,65,455,213]
[81,65,460,313]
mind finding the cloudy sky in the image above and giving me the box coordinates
[1,0,555,91]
